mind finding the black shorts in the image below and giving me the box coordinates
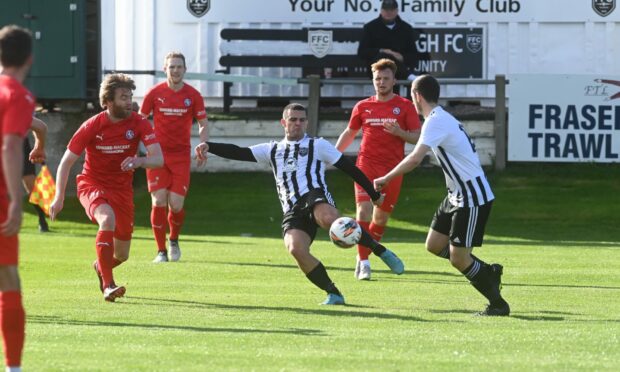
[22,139,35,176]
[281,189,335,241]
[431,196,493,248]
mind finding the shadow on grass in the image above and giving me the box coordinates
[429,309,565,321]
[506,282,620,290]
[204,260,462,278]
[27,314,323,336]
[125,296,439,323]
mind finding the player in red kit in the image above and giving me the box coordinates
[50,74,163,302]
[0,25,36,372]
[336,58,421,280]
[140,52,208,263]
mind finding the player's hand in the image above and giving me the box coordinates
[383,121,402,136]
[121,156,142,172]
[372,193,385,207]
[0,201,22,236]
[196,155,207,168]
[49,198,64,221]
[374,176,389,191]
[29,146,46,164]
[195,143,209,162]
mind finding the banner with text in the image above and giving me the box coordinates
[180,0,620,22]
[508,74,620,163]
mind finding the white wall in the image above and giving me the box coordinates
[101,0,620,104]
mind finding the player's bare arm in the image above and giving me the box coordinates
[1,134,25,236]
[374,143,430,191]
[49,150,80,220]
[196,117,209,166]
[120,142,163,171]
[335,127,358,152]
[383,122,420,144]
[29,117,47,163]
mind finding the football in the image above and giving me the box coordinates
[329,217,362,248]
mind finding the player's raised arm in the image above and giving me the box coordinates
[196,141,257,162]
[332,155,384,207]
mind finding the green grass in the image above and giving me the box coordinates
[18,164,620,371]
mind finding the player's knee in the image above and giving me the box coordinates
[449,253,469,271]
[426,244,437,254]
[287,244,308,260]
[97,214,115,231]
[115,252,129,262]
[169,201,184,212]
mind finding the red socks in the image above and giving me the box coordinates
[357,220,372,260]
[168,209,185,240]
[151,206,168,252]
[369,223,385,242]
[96,230,115,288]
[357,222,386,260]
[0,291,25,368]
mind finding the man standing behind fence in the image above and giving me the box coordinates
[357,0,417,80]
[336,59,420,280]
[140,52,209,263]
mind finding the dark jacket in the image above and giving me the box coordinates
[357,15,417,79]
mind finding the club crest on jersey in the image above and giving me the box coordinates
[283,158,298,172]
[184,98,192,107]
[299,148,309,157]
[125,129,135,140]
[392,107,401,115]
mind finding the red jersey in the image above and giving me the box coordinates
[349,95,421,169]
[140,82,207,154]
[0,75,35,198]
[68,111,158,190]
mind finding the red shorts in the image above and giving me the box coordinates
[146,152,191,196]
[0,197,18,265]
[354,164,403,214]
[77,175,134,241]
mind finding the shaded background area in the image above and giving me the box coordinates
[24,163,619,245]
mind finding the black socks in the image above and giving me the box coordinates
[358,229,386,256]
[306,262,342,296]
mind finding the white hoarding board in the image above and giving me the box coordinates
[508,75,620,163]
[178,0,620,23]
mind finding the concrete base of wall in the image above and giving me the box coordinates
[39,113,496,191]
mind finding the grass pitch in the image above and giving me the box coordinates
[18,164,620,371]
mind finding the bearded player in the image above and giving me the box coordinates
[50,74,163,302]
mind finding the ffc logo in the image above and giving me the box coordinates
[392,107,401,115]
[466,34,483,53]
[187,0,210,18]
[593,0,616,17]
[125,130,135,140]
[308,30,333,59]
[184,98,192,107]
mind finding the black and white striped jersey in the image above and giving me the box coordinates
[250,134,342,213]
[419,106,495,208]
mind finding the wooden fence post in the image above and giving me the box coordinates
[307,75,321,137]
[494,75,507,171]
